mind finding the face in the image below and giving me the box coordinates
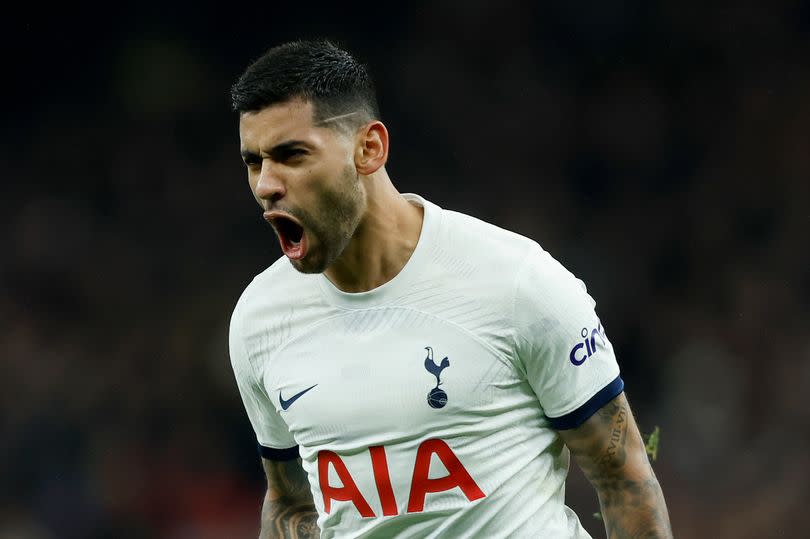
[239,99,366,273]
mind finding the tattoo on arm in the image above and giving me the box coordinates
[596,399,628,472]
[260,459,319,539]
[560,394,673,539]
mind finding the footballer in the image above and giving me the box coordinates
[228,40,673,539]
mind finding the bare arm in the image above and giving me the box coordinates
[558,392,673,539]
[259,457,319,539]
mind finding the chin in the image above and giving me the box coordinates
[288,254,329,275]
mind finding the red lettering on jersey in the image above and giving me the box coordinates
[318,450,375,517]
[369,445,398,516]
[406,439,486,513]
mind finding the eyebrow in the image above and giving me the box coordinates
[240,140,310,162]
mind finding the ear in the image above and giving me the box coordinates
[354,121,389,175]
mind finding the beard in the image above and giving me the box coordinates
[286,163,366,274]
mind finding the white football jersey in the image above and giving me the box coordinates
[229,194,622,538]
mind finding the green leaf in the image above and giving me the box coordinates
[643,425,661,462]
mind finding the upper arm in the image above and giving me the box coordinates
[557,392,652,487]
[262,457,315,505]
[512,243,623,424]
[230,304,297,451]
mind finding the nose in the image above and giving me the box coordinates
[254,159,286,203]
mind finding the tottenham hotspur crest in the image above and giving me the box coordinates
[423,346,450,408]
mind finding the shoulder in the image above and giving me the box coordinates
[436,205,589,312]
[513,241,590,309]
[229,256,322,351]
[435,206,576,296]
[439,208,537,264]
[431,207,537,288]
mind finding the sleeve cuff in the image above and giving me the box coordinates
[546,375,624,430]
[258,444,300,461]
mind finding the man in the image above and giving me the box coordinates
[228,39,672,539]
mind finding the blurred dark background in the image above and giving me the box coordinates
[2,2,809,538]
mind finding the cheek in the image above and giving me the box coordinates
[295,165,342,198]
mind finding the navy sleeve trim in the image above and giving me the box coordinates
[258,444,299,461]
[546,376,624,430]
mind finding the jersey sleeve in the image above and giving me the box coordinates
[512,243,623,430]
[229,304,298,460]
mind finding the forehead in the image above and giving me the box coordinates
[239,99,324,149]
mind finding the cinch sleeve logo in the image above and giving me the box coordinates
[569,321,609,366]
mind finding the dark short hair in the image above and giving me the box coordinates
[231,39,380,132]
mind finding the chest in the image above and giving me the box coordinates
[261,309,526,448]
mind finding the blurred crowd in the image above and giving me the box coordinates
[3,2,809,538]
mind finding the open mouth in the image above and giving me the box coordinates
[275,216,304,244]
[264,211,308,260]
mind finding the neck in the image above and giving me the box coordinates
[323,169,424,293]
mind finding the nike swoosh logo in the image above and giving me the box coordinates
[279,384,318,411]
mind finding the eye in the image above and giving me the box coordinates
[242,155,261,168]
[280,148,307,162]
